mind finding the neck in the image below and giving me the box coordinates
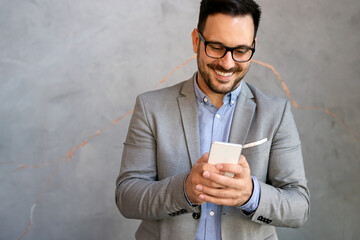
[208,92,224,109]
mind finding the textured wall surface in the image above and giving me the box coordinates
[1,0,359,239]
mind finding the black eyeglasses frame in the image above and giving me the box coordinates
[198,30,256,63]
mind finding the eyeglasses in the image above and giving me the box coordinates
[198,31,255,63]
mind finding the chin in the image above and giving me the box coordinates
[210,84,235,94]
[211,78,241,94]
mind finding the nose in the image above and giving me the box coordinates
[217,51,235,70]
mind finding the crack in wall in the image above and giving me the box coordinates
[252,59,360,143]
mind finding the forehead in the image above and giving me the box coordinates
[202,13,255,46]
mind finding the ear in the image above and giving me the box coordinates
[191,28,199,53]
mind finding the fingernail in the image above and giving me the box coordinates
[203,171,210,178]
[199,194,205,200]
[196,185,203,191]
[216,164,223,170]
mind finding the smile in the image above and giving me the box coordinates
[215,70,234,77]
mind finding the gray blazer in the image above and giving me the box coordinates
[116,75,310,240]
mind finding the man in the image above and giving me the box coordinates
[115,0,310,239]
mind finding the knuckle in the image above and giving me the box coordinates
[236,180,245,190]
[209,181,219,188]
[200,164,208,172]
[190,176,199,186]
[236,165,243,173]
[235,191,243,199]
[219,191,227,198]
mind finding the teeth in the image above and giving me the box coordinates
[215,70,233,77]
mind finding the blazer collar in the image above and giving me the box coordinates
[178,75,201,166]
[228,82,256,145]
[180,75,196,97]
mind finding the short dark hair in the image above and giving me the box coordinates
[197,0,262,38]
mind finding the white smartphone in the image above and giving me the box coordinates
[208,141,243,177]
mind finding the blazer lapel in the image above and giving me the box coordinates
[177,78,201,166]
[229,83,256,145]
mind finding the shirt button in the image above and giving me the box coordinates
[209,211,215,216]
[216,114,220,119]
[203,97,208,103]
[231,100,235,105]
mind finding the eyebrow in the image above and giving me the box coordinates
[206,40,253,49]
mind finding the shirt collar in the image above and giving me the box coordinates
[193,73,243,106]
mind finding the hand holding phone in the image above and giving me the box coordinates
[208,142,243,177]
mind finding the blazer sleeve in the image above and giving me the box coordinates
[251,100,310,228]
[115,95,200,220]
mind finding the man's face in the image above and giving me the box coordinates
[192,14,256,95]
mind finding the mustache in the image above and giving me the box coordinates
[207,63,241,73]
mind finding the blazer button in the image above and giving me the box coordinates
[192,212,200,219]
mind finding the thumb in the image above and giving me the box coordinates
[238,155,249,169]
[197,153,209,163]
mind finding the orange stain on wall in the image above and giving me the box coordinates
[251,59,360,143]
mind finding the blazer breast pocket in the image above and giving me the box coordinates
[241,139,271,182]
[242,138,270,155]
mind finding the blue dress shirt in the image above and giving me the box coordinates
[187,75,261,240]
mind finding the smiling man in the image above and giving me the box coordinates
[193,13,255,108]
[116,0,310,239]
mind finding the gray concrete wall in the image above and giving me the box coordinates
[1,0,359,239]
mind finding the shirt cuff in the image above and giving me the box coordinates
[239,176,260,213]
[183,172,198,207]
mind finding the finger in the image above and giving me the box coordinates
[202,171,241,188]
[191,191,207,205]
[200,172,226,189]
[197,184,235,198]
[197,153,209,163]
[198,193,241,206]
[215,163,244,177]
